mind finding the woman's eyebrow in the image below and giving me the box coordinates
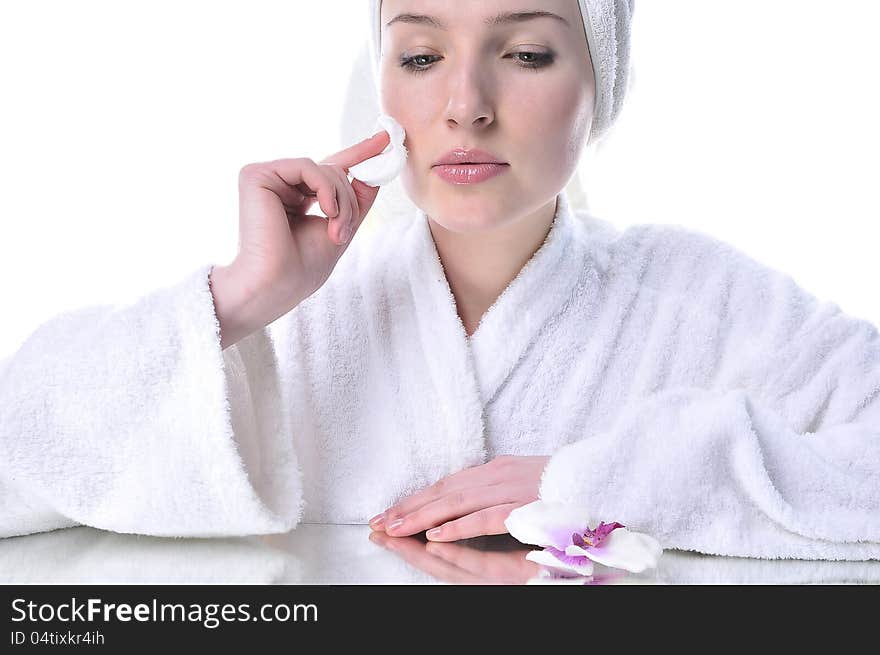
[385,10,571,30]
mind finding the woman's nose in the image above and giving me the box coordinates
[436,53,498,126]
[443,63,496,127]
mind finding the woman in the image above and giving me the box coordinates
[1,0,878,562]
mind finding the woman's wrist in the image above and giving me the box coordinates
[209,263,267,350]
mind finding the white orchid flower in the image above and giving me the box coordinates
[504,500,663,578]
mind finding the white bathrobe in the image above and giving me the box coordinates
[1,190,879,560]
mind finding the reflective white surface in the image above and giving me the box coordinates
[1,524,878,585]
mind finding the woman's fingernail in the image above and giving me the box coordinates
[387,518,405,532]
[426,527,441,540]
[369,513,385,527]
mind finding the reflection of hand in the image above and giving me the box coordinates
[370,455,550,541]
[368,531,541,585]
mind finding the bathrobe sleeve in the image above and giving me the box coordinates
[538,228,880,560]
[0,264,303,539]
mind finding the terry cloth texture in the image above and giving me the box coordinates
[2,189,880,561]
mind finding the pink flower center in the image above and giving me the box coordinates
[572,521,625,549]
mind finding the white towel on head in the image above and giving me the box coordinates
[366,0,635,145]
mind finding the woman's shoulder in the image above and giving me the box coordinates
[592,214,800,298]
[588,213,764,273]
[576,212,842,337]
[571,208,744,268]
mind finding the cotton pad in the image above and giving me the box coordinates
[348,114,408,187]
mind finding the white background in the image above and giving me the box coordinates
[1,0,878,356]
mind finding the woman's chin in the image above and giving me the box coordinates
[426,209,508,234]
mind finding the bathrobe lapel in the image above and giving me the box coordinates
[400,205,487,473]
[399,190,583,469]
[467,192,581,407]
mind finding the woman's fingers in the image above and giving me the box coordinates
[322,164,356,245]
[380,458,510,524]
[384,484,531,537]
[251,158,340,220]
[320,130,390,172]
[425,503,523,542]
[259,158,360,247]
[331,164,360,243]
[320,131,391,228]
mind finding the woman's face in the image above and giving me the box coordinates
[379,0,595,233]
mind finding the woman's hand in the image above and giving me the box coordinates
[216,131,392,328]
[370,455,551,541]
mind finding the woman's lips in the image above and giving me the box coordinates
[432,163,510,185]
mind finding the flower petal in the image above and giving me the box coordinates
[504,500,590,550]
[564,544,592,557]
[578,528,663,572]
[591,521,626,543]
[525,547,595,577]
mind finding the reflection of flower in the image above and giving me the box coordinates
[526,567,630,585]
[505,500,663,578]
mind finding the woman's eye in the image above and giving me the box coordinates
[399,54,438,74]
[513,52,554,69]
[399,51,555,75]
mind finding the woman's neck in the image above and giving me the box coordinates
[428,197,558,337]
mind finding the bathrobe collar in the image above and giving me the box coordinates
[401,190,585,416]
